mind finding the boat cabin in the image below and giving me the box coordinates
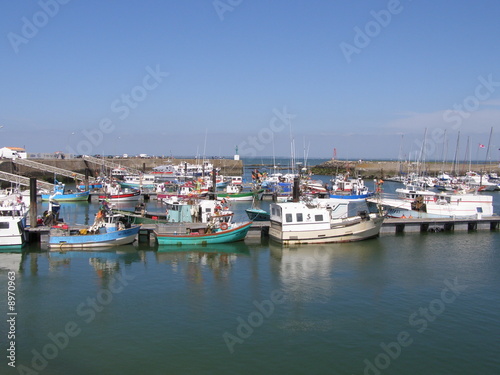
[270,202,331,232]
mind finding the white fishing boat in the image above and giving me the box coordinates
[368,184,494,218]
[0,195,29,248]
[99,182,141,202]
[269,198,383,245]
[119,174,156,189]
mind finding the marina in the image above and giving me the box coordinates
[3,2,500,373]
[0,157,498,247]
[1,157,499,375]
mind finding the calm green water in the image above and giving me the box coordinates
[1,181,499,375]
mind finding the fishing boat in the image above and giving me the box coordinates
[245,196,270,221]
[330,176,373,199]
[48,213,141,249]
[113,198,232,225]
[245,207,270,221]
[41,183,90,202]
[119,174,156,189]
[0,195,28,248]
[157,183,208,200]
[99,189,141,202]
[99,183,141,202]
[76,178,104,190]
[216,184,262,201]
[269,198,383,245]
[368,184,494,219]
[154,220,252,246]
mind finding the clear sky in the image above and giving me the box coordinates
[1,0,499,161]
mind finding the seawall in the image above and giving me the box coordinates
[310,160,500,178]
[0,158,243,183]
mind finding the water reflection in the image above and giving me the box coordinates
[39,200,91,225]
[156,242,250,282]
[0,250,25,272]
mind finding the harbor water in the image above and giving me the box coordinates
[1,175,499,375]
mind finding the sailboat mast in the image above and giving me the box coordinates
[452,131,460,176]
[440,129,447,172]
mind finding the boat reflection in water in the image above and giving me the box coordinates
[156,242,250,282]
[269,240,387,333]
[48,245,143,281]
[0,251,25,272]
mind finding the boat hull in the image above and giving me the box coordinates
[41,191,90,202]
[99,191,141,202]
[0,211,28,248]
[48,226,141,249]
[216,193,255,201]
[269,216,384,245]
[245,208,270,221]
[155,222,252,246]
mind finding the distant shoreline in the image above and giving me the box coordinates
[310,160,500,178]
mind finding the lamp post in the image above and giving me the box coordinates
[66,131,76,157]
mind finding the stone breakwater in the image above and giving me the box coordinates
[310,160,500,178]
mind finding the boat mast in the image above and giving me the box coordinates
[416,128,427,178]
[440,129,447,173]
[451,131,460,176]
[481,126,494,185]
[463,136,470,173]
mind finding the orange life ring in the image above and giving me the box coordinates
[220,222,229,230]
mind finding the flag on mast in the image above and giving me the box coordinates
[479,143,485,148]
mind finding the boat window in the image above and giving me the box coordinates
[296,213,303,222]
[285,213,293,223]
[315,214,323,221]
[0,222,9,229]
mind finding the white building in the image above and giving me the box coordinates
[0,147,28,159]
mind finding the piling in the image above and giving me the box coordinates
[292,177,300,202]
[29,177,38,228]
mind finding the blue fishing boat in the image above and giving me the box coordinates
[48,213,140,249]
[77,182,103,190]
[154,221,252,246]
[41,183,90,202]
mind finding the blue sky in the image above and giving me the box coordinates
[1,0,500,161]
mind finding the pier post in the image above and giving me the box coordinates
[29,177,38,228]
[210,168,217,200]
[292,177,300,202]
[84,168,89,191]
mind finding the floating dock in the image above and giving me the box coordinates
[380,216,500,234]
